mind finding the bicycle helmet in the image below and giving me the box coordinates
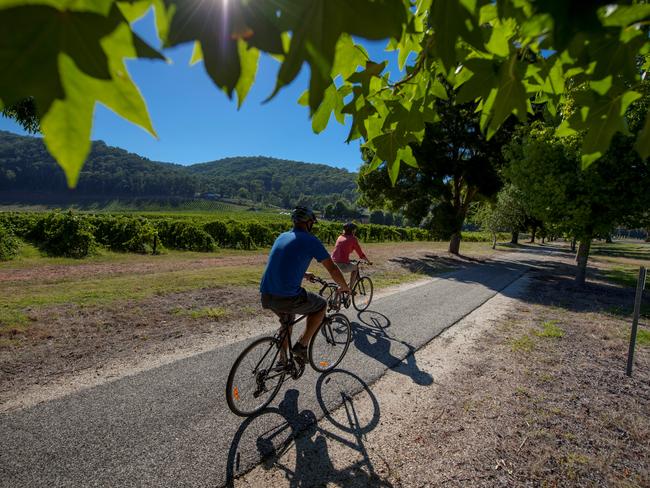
[291,206,317,223]
[343,222,357,234]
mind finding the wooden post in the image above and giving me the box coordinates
[626,266,647,377]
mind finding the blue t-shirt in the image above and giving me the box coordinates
[260,229,330,297]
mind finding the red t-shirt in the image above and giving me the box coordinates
[332,234,367,264]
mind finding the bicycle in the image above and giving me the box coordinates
[326,259,374,312]
[226,277,352,417]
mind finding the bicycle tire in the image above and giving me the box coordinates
[226,337,286,417]
[352,276,374,312]
[308,313,352,373]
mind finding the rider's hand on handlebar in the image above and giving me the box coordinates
[304,272,316,283]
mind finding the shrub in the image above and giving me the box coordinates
[203,220,229,246]
[0,223,20,261]
[93,215,158,253]
[39,211,97,258]
[154,220,216,252]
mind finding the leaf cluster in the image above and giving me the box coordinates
[1,0,648,187]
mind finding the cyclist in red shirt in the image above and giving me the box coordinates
[332,222,372,289]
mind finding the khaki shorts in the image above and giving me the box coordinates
[335,262,357,273]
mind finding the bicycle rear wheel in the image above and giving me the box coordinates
[226,337,286,417]
[352,276,373,312]
[309,313,351,373]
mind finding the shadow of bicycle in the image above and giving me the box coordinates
[225,370,393,487]
[351,310,433,386]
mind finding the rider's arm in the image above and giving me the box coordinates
[353,236,369,262]
[321,258,350,292]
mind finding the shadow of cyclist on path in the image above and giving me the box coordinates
[226,371,393,487]
[352,310,433,386]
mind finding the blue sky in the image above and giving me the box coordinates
[0,10,399,173]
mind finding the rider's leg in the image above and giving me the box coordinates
[280,325,292,361]
[296,306,326,348]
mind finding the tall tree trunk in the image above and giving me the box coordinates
[492,232,497,250]
[530,225,537,243]
[570,237,576,252]
[541,236,545,244]
[449,232,461,255]
[511,231,519,244]
[575,237,592,285]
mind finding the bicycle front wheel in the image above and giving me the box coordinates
[309,313,351,372]
[226,337,286,417]
[352,276,374,312]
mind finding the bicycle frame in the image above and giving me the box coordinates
[249,313,308,381]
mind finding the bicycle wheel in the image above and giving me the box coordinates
[352,276,374,312]
[309,313,351,373]
[226,337,286,417]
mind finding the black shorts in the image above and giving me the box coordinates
[261,288,326,317]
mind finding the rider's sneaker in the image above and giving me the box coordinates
[292,343,308,363]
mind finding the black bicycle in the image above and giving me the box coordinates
[226,277,351,417]
[332,259,374,312]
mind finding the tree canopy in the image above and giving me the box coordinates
[357,85,516,254]
[0,1,648,187]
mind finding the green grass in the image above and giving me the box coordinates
[534,320,565,338]
[189,306,230,320]
[637,329,650,347]
[601,266,644,288]
[510,334,535,352]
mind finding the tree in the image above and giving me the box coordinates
[476,184,528,249]
[504,121,650,284]
[0,1,647,188]
[1,98,39,133]
[358,89,514,254]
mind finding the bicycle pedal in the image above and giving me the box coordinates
[291,360,305,380]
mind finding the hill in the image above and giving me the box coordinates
[0,130,358,209]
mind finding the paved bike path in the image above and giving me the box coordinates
[0,256,535,487]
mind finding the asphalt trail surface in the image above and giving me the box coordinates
[0,253,546,487]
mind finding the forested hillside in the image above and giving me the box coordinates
[0,131,357,208]
[189,156,357,208]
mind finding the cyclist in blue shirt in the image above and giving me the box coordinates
[260,206,350,362]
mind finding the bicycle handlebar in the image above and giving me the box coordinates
[310,275,349,293]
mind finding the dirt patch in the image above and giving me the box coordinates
[0,254,267,284]
[235,271,649,487]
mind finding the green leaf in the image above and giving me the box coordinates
[600,5,650,27]
[311,82,340,133]
[484,55,528,138]
[635,110,650,159]
[234,40,259,108]
[0,4,162,187]
[572,90,642,168]
[189,41,202,65]
[397,145,418,168]
[40,54,94,188]
[117,1,151,22]
[332,34,368,80]
[485,19,515,57]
